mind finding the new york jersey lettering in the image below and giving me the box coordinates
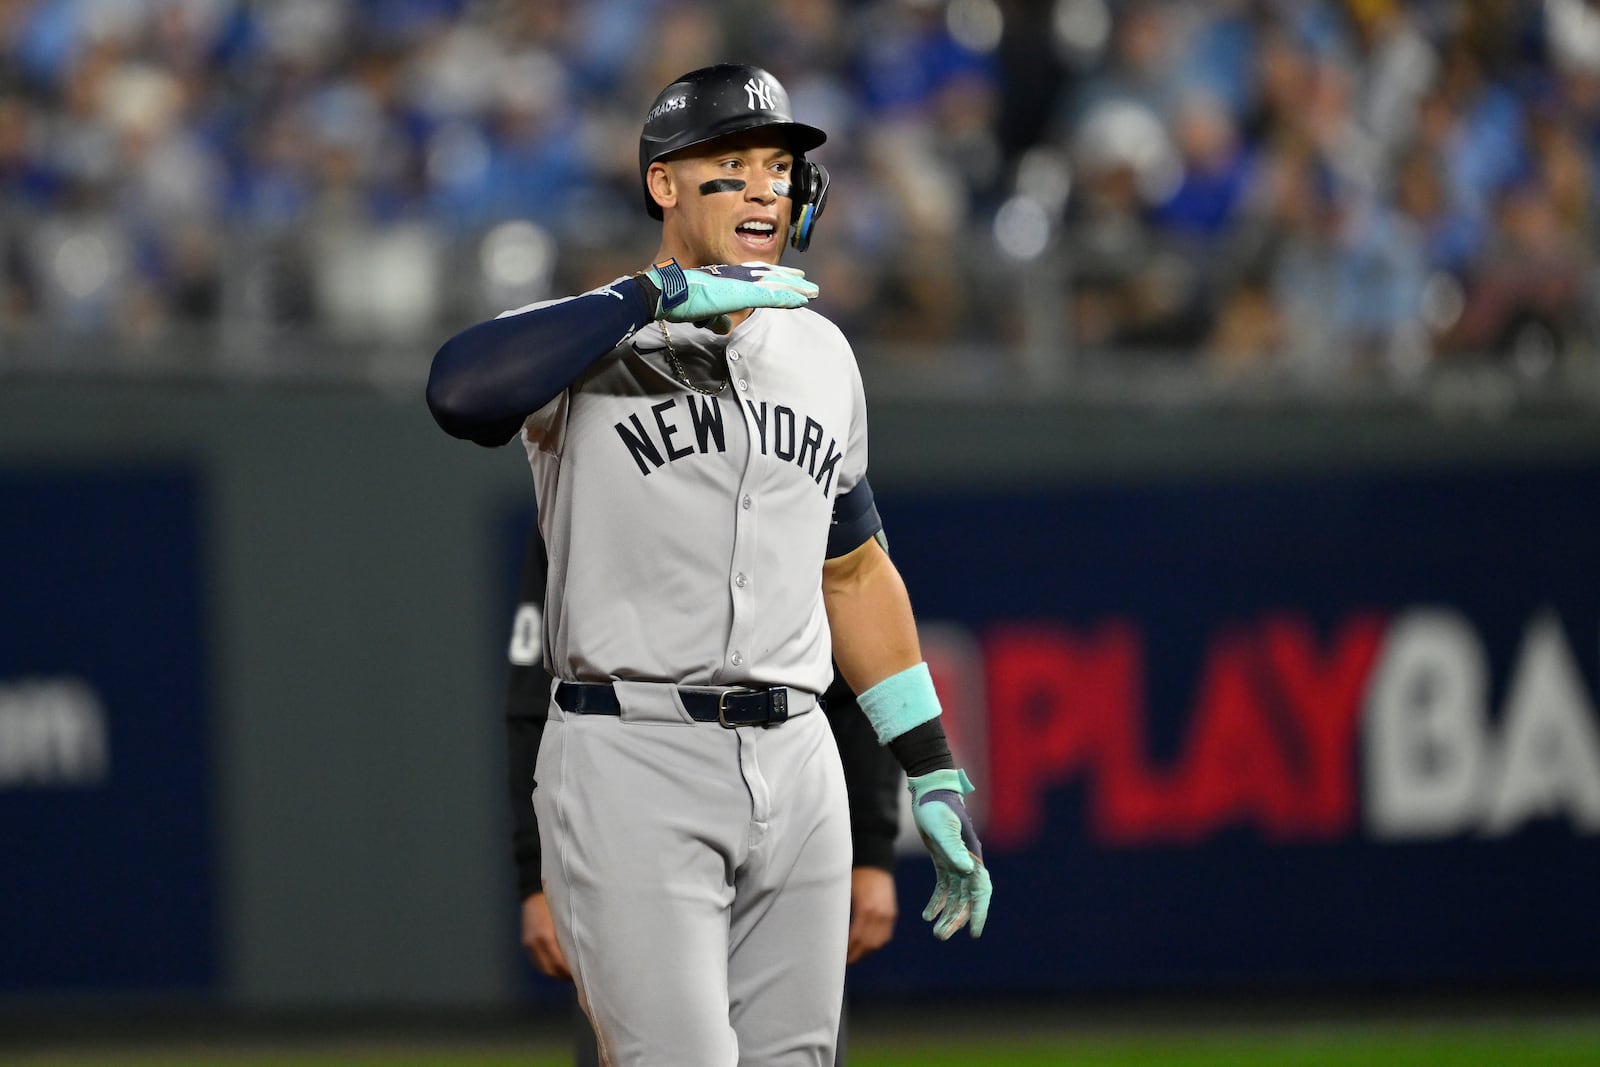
[614,395,727,475]
[744,400,844,496]
[612,395,842,494]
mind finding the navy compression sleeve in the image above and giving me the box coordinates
[426,279,653,447]
[826,478,884,558]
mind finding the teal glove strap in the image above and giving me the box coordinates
[908,768,992,940]
[641,258,818,329]
[856,662,941,744]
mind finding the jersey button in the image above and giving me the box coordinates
[741,495,752,510]
[734,572,747,588]
[730,651,744,666]
[727,348,741,361]
[736,378,748,391]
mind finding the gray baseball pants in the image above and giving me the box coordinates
[535,680,852,1066]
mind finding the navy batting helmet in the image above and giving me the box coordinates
[639,64,830,250]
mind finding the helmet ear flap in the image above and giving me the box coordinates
[790,160,830,252]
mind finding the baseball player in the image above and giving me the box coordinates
[505,530,904,1066]
[428,63,992,1066]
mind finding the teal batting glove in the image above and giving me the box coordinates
[637,258,818,334]
[908,768,992,940]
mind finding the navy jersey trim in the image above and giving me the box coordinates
[826,477,883,558]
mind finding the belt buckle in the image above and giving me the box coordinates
[717,687,787,728]
[716,688,752,729]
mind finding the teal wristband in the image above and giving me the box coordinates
[857,662,942,744]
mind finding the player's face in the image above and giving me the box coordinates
[658,130,796,267]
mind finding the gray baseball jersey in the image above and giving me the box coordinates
[511,288,869,1065]
[517,291,869,696]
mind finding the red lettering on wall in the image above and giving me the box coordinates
[984,622,1144,849]
[982,613,1385,850]
[1262,613,1385,836]
[1161,628,1306,843]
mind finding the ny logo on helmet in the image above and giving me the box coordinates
[744,77,776,111]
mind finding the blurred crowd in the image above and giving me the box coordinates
[1,0,1598,387]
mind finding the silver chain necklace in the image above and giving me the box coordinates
[658,319,729,397]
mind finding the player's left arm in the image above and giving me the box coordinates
[822,538,921,691]
[821,502,992,941]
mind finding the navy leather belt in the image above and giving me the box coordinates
[555,681,791,728]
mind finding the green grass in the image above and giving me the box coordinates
[12,1023,1600,1067]
[10,1054,558,1067]
[853,1025,1600,1066]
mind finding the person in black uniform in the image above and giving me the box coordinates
[504,530,903,1066]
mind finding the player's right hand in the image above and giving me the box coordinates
[908,768,993,940]
[639,257,818,333]
[521,892,573,981]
